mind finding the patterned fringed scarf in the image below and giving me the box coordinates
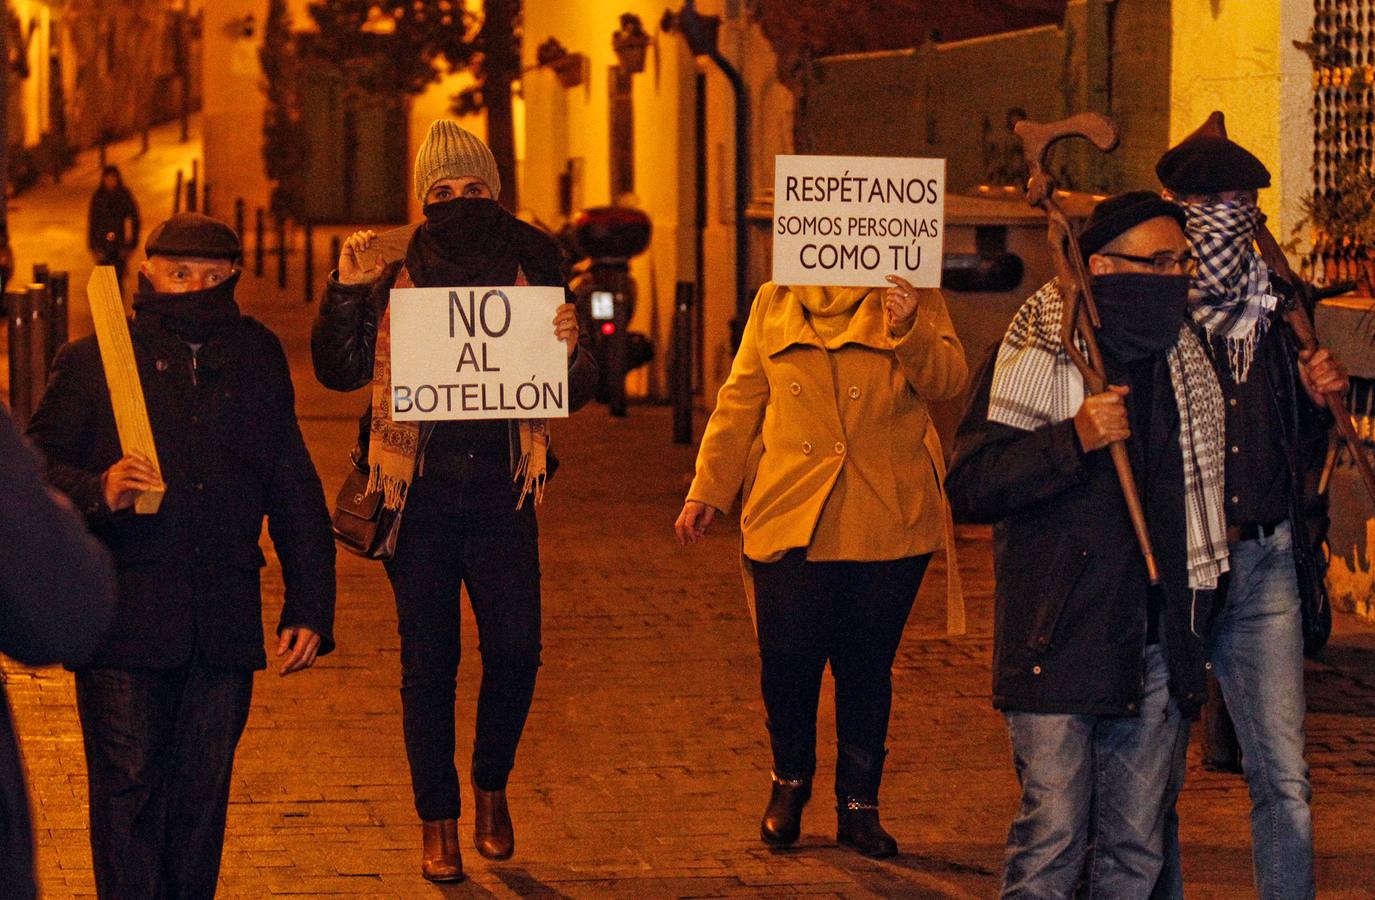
[989,279,1230,591]
[367,266,549,512]
[1185,199,1278,383]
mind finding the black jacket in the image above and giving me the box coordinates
[0,407,117,898]
[26,315,337,672]
[87,185,140,259]
[310,222,598,476]
[946,352,1216,718]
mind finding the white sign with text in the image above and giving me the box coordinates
[389,285,569,422]
[772,155,946,288]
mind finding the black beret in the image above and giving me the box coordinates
[1078,191,1187,261]
[144,213,242,261]
[1156,135,1271,195]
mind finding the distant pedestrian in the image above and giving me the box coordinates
[87,165,140,284]
[27,213,336,898]
[945,193,1228,897]
[1156,121,1346,900]
[675,274,967,857]
[0,406,117,900]
[311,120,597,883]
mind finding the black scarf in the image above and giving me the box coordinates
[1092,273,1190,364]
[133,272,242,344]
[405,198,523,288]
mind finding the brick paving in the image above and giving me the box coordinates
[4,125,1375,898]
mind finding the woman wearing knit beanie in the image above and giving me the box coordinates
[311,120,598,882]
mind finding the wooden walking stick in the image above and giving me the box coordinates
[1184,111,1375,505]
[1015,113,1161,583]
[87,266,164,514]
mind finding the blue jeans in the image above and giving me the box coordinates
[1208,521,1314,900]
[1002,645,1190,899]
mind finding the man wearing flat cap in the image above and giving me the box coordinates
[1157,120,1344,900]
[947,192,1229,897]
[26,212,337,897]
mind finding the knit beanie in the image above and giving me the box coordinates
[413,120,501,202]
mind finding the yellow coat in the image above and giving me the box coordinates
[688,282,968,563]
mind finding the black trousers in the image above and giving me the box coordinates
[752,551,930,798]
[384,460,542,822]
[75,664,253,900]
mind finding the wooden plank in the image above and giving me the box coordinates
[87,266,164,514]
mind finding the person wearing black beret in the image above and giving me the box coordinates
[25,212,337,897]
[1155,116,1347,900]
[946,192,1229,897]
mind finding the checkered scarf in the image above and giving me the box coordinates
[989,279,1230,590]
[1184,199,1278,383]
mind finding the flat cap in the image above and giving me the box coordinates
[1079,191,1187,260]
[1156,134,1271,195]
[144,213,242,261]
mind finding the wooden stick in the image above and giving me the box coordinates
[87,266,165,514]
[1016,114,1161,584]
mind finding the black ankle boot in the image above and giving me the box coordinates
[834,743,898,857]
[760,773,811,846]
[837,801,898,858]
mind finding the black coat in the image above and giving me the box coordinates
[946,352,1216,718]
[0,407,117,898]
[26,315,336,672]
[87,186,140,260]
[310,222,598,476]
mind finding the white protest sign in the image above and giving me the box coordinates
[772,155,946,288]
[388,285,569,422]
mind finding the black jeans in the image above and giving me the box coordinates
[752,551,930,798]
[384,459,542,821]
[75,664,253,900]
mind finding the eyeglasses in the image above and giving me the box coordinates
[1098,251,1199,276]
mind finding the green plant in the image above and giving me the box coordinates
[1297,158,1375,250]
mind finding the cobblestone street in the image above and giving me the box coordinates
[4,126,1375,898]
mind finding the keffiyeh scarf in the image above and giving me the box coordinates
[989,279,1230,591]
[1185,199,1278,383]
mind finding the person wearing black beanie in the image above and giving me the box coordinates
[946,192,1230,898]
[25,213,336,897]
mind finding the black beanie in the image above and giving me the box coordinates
[1156,134,1271,195]
[144,213,242,262]
[1078,191,1187,261]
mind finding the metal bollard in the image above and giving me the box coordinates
[202,182,211,218]
[48,271,69,363]
[32,264,49,286]
[173,170,184,215]
[7,291,33,425]
[276,214,288,290]
[26,284,50,406]
[188,161,199,213]
[671,282,694,444]
[234,199,245,244]
[304,222,315,304]
[254,208,265,277]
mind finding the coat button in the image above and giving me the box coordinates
[802,441,813,455]
[1229,398,1238,407]
[1231,445,1239,454]
[790,382,802,395]
[1032,665,1042,675]
[834,442,845,454]
[1205,661,1213,670]
[848,386,860,399]
[155,359,168,372]
[195,482,205,493]
[1127,703,1138,712]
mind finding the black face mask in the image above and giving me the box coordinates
[421,197,509,246]
[1091,273,1189,363]
[133,271,242,343]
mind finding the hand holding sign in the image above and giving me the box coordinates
[553,302,579,358]
[883,275,921,334]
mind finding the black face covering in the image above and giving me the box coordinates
[133,271,242,343]
[406,197,521,288]
[1091,273,1189,363]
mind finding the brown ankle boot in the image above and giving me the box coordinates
[421,819,464,882]
[471,775,515,860]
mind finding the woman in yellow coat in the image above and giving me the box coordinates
[675,274,967,857]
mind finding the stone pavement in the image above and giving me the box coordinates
[4,125,1375,898]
